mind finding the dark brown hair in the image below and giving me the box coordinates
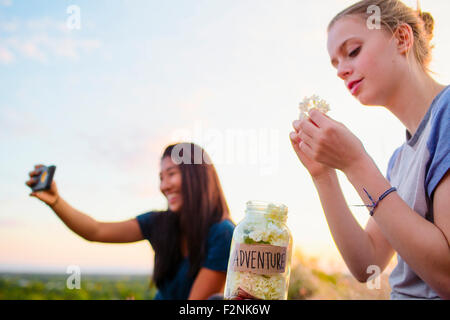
[328,0,435,72]
[151,142,231,287]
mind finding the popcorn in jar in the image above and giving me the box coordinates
[224,201,292,300]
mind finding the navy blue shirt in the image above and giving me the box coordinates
[136,211,235,300]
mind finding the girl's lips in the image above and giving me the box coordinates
[167,193,180,204]
[350,79,363,95]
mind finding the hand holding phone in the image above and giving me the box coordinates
[26,164,59,206]
[30,165,56,191]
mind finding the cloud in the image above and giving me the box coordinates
[10,36,47,62]
[0,20,18,32]
[0,46,14,64]
[0,0,12,7]
[0,18,101,64]
[0,106,46,139]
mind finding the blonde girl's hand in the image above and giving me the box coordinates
[26,164,59,207]
[294,109,368,174]
[290,119,334,179]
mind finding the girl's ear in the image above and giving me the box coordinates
[394,23,414,55]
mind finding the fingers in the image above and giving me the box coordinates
[294,118,320,137]
[292,121,315,147]
[289,131,300,144]
[290,132,304,159]
[308,109,331,128]
[298,140,314,158]
[27,164,44,187]
[28,164,45,178]
[290,131,314,156]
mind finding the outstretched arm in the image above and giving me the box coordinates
[50,196,144,243]
[27,164,144,243]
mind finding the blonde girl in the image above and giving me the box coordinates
[290,0,449,299]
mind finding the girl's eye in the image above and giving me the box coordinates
[349,47,361,58]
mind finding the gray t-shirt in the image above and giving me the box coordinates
[386,85,450,300]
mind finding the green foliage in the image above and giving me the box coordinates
[311,269,338,286]
[243,236,270,245]
[0,273,157,300]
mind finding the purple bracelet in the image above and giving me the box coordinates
[354,187,397,216]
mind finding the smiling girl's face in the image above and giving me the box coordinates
[327,15,407,107]
[159,156,183,213]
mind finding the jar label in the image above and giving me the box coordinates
[230,243,287,274]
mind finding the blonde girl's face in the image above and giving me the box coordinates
[327,15,403,106]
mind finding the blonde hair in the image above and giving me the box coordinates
[328,0,435,72]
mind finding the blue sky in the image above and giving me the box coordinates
[1,0,449,274]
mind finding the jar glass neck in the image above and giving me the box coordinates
[245,201,288,224]
[245,210,287,224]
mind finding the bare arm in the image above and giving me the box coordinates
[346,159,450,298]
[50,196,143,243]
[290,125,394,282]
[312,170,394,282]
[293,110,450,297]
[27,164,144,243]
[188,268,226,300]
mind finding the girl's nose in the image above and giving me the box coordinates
[337,63,353,80]
[160,178,170,194]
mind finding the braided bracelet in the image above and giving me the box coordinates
[354,187,397,216]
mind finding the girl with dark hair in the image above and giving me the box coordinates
[26,142,235,300]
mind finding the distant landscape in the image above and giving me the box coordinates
[0,273,157,300]
[0,250,391,300]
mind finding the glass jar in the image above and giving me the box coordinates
[224,200,292,300]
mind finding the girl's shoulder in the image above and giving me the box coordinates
[425,85,450,199]
[429,85,450,136]
[206,219,235,246]
[209,218,236,235]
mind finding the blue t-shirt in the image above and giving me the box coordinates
[386,85,449,299]
[136,211,235,300]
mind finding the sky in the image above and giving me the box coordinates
[1,0,449,275]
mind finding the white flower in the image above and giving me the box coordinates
[226,271,287,300]
[298,94,330,119]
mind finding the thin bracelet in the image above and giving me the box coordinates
[353,187,397,216]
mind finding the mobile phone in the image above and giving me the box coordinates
[31,165,56,192]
